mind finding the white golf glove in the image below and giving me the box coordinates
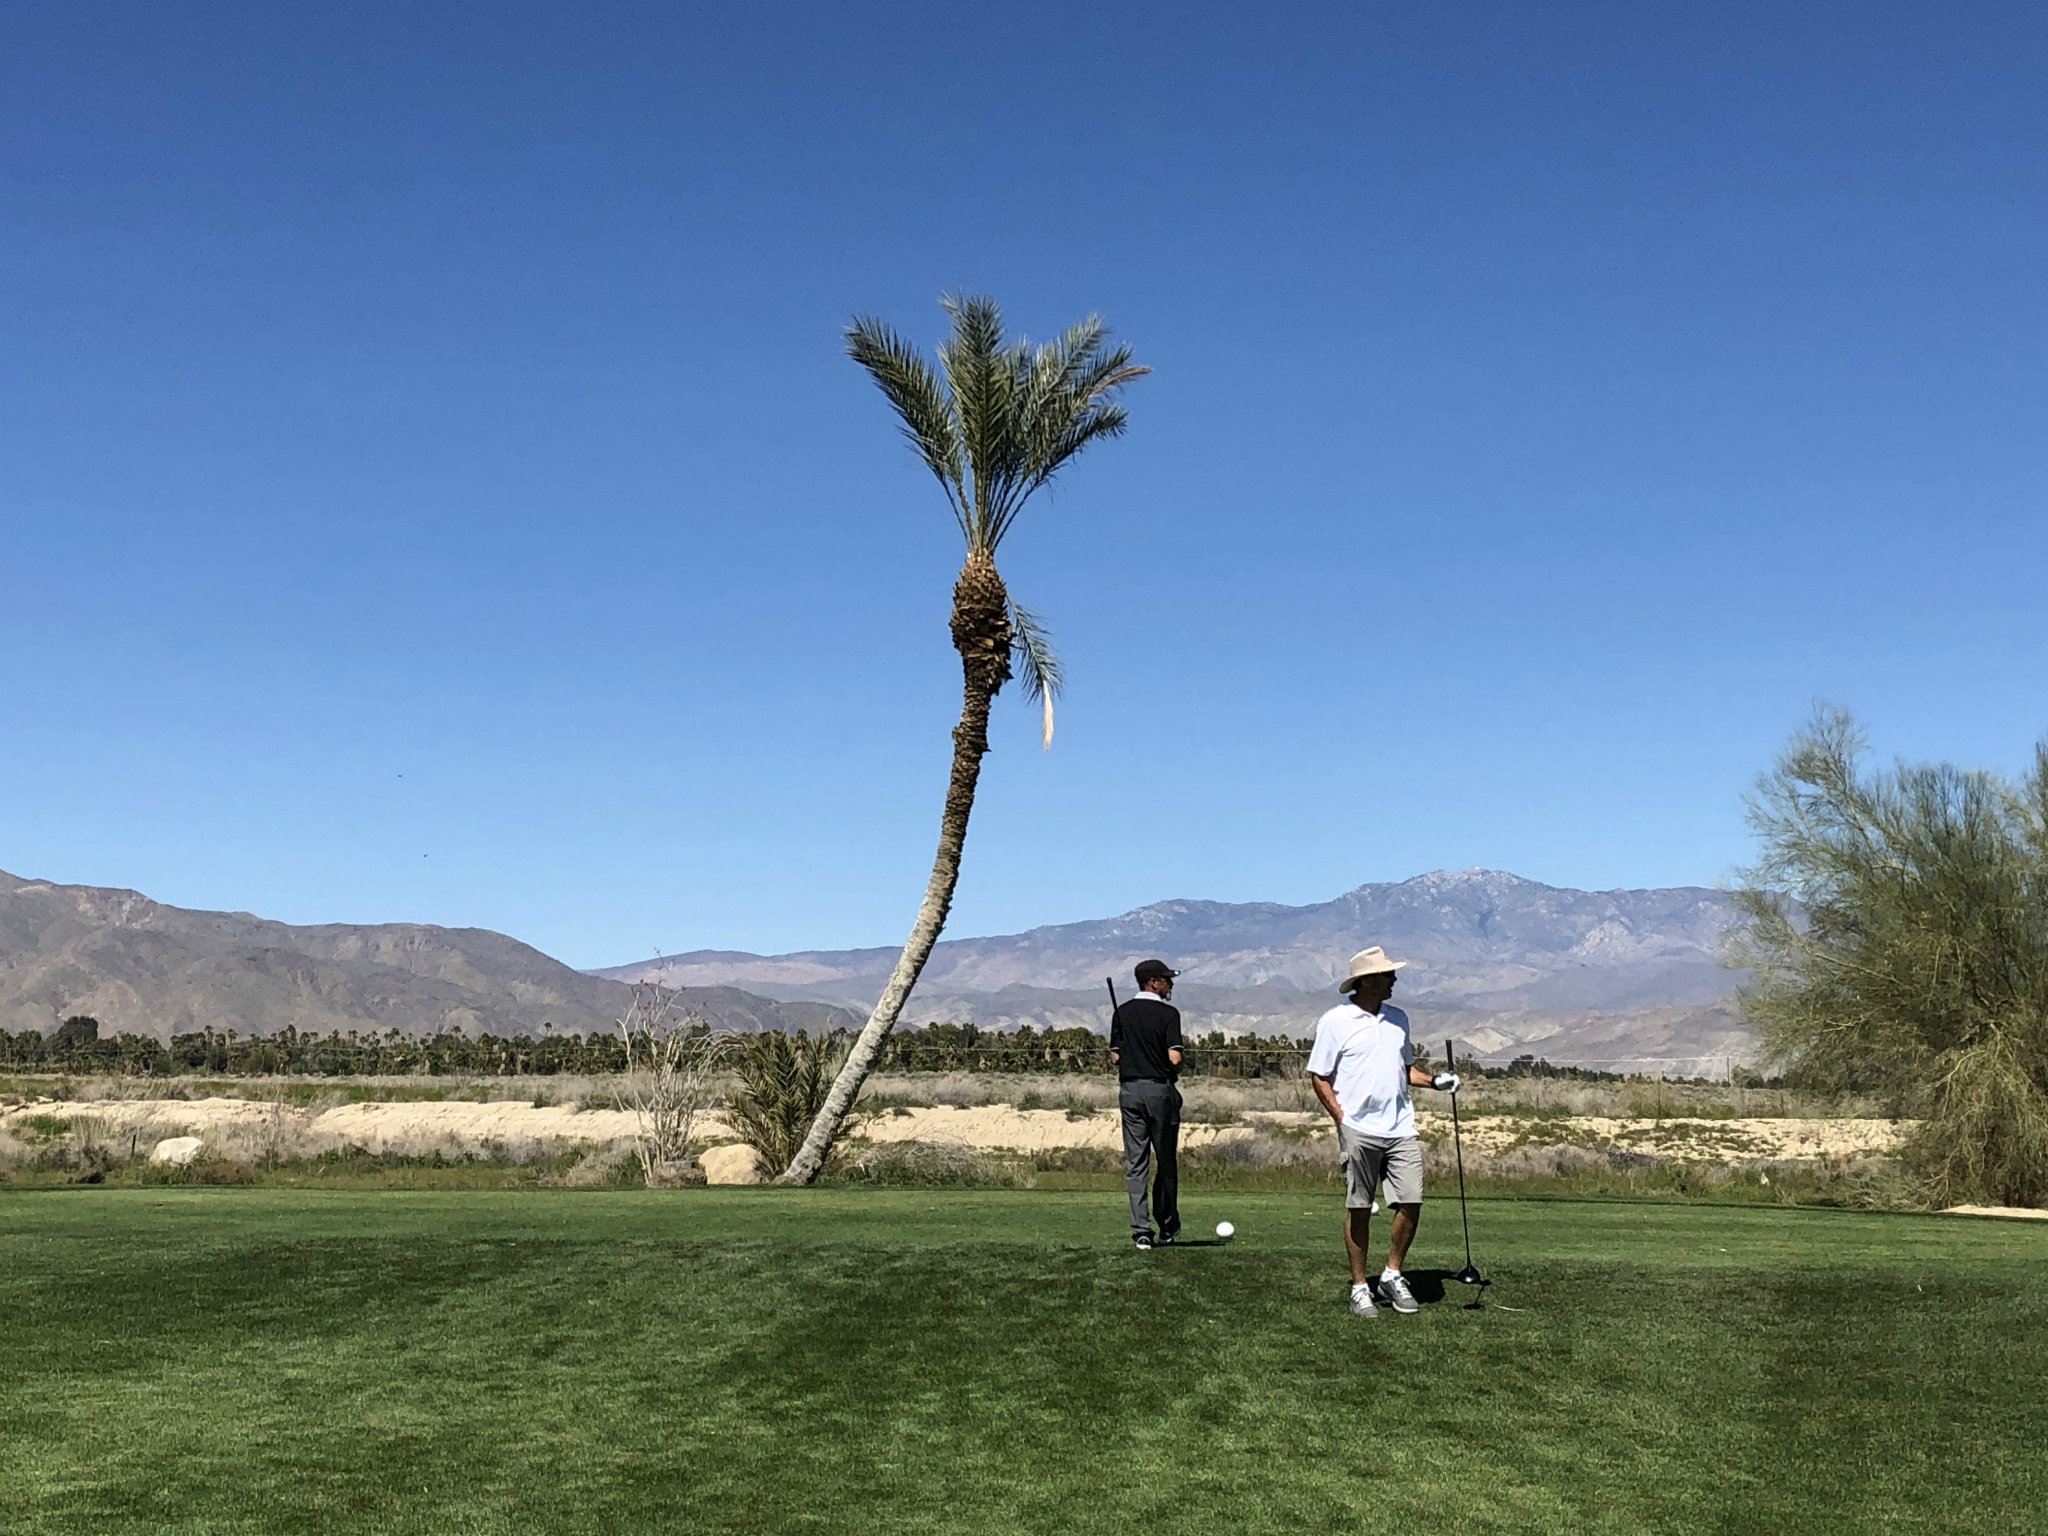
[1431,1072,1461,1093]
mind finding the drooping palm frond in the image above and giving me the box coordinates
[1007,598,1063,751]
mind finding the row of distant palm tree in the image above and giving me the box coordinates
[777,295,1147,1183]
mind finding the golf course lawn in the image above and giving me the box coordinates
[2,1190,2042,1534]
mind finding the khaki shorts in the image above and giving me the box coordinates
[1338,1128,1423,1208]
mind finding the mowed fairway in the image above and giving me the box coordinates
[2,1190,2042,1535]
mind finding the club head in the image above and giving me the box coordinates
[1455,1263,1485,1286]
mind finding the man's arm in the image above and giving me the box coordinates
[1309,1072,1343,1126]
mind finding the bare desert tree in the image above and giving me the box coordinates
[615,981,732,1187]
[1733,708,2048,1207]
[778,294,1147,1184]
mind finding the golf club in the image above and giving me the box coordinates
[1445,1037,1485,1287]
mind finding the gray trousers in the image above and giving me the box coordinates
[1120,1078,1182,1237]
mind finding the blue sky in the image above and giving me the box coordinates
[4,2,2045,966]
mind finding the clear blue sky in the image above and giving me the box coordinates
[5,2,2045,967]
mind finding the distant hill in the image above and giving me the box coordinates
[596,869,1752,1074]
[0,871,856,1043]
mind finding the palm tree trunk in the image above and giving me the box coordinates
[776,677,996,1184]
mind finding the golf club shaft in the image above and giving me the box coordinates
[1447,1037,1474,1267]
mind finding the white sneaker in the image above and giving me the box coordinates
[1349,1284,1379,1318]
[1378,1273,1419,1314]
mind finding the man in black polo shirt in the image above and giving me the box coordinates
[1110,958,1185,1249]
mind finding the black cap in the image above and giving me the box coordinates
[1133,959,1179,985]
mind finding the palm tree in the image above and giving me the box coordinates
[777,293,1147,1184]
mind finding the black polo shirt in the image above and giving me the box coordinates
[1110,994,1184,1083]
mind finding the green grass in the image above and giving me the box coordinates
[2,1190,2042,1535]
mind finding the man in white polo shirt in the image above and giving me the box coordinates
[1307,946,1459,1318]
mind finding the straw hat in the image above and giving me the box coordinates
[1338,946,1407,991]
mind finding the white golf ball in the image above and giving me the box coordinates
[1215,1221,1235,1239]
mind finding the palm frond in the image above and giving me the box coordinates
[846,316,968,536]
[925,296,1149,553]
[1003,327,1149,542]
[1007,598,1063,751]
[937,294,1025,548]
[847,294,1144,743]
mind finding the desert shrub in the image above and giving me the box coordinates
[139,1153,258,1186]
[832,1141,1028,1188]
[1180,1132,1329,1172]
[725,1031,854,1177]
[1735,709,2048,1207]
[1030,1146,1121,1174]
[543,1147,636,1188]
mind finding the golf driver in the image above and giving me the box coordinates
[1444,1037,1485,1286]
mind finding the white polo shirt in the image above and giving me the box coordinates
[1306,1001,1416,1138]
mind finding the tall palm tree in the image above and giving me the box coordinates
[777,293,1147,1184]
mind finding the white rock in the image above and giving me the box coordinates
[699,1143,767,1185]
[150,1136,205,1166]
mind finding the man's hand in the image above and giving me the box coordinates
[1431,1072,1461,1094]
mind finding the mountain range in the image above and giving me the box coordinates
[0,870,856,1043]
[595,869,1754,1074]
[1,865,1755,1074]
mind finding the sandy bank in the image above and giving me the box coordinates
[3,1097,1911,1165]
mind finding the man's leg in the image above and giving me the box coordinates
[1152,1086,1182,1238]
[1343,1206,1373,1285]
[1381,1138,1426,1274]
[1120,1085,1154,1237]
[1338,1127,1382,1291]
[1385,1203,1421,1272]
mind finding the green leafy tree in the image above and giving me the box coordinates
[778,294,1146,1183]
[1734,708,2048,1207]
[54,1015,101,1050]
